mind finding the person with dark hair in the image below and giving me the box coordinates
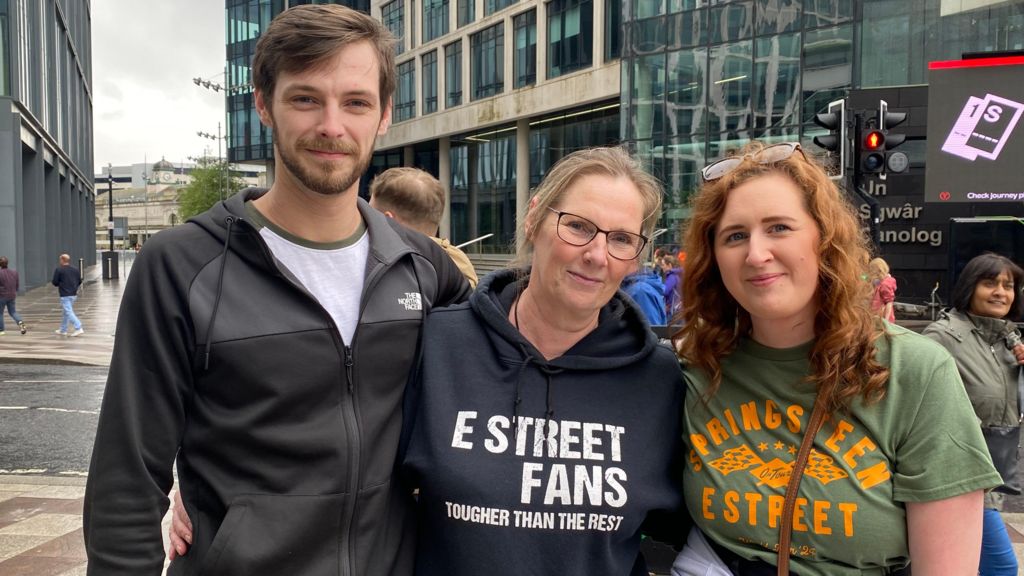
[83,5,470,575]
[0,256,28,335]
[923,253,1024,576]
[402,147,685,575]
[672,141,998,575]
[369,167,479,287]
[660,254,684,320]
[52,253,83,337]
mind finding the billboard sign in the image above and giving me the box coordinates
[925,56,1024,203]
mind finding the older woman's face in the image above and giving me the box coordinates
[714,173,821,339]
[528,174,644,321]
[970,270,1015,318]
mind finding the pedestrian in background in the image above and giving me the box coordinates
[51,253,83,337]
[0,256,28,335]
[923,253,1024,576]
[869,256,897,322]
[369,167,479,287]
[622,255,668,326]
[672,141,998,575]
[661,254,684,320]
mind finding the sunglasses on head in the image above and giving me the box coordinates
[700,142,805,182]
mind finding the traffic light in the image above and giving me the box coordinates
[861,128,886,174]
[879,100,908,175]
[812,98,847,180]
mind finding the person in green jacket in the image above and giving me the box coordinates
[923,252,1024,576]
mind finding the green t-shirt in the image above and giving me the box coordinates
[682,326,1000,575]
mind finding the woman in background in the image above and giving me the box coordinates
[869,257,897,322]
[923,252,1024,576]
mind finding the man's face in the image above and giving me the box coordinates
[255,40,391,197]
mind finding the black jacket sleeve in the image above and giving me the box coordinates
[389,220,473,307]
[83,235,198,575]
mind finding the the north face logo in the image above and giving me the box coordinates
[398,292,422,311]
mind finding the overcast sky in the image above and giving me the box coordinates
[93,0,226,174]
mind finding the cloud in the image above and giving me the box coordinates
[93,0,226,172]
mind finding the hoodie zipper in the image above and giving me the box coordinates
[338,250,413,576]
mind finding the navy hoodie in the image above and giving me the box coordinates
[402,269,686,576]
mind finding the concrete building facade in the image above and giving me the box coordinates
[0,0,94,291]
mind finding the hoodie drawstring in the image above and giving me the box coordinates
[204,216,235,371]
[511,342,564,451]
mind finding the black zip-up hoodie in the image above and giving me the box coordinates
[83,189,470,576]
[402,269,686,575]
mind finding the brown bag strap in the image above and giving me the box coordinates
[777,395,829,576]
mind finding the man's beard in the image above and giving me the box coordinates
[275,133,374,196]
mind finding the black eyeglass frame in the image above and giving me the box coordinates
[545,207,649,261]
[700,142,806,182]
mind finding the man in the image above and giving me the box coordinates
[369,167,479,287]
[82,5,471,575]
[0,256,28,335]
[52,253,83,336]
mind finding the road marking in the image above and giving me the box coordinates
[58,470,89,477]
[0,468,48,474]
[0,406,98,415]
[2,380,107,383]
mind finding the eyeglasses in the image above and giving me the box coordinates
[546,207,648,261]
[700,142,806,182]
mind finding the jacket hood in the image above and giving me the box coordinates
[468,268,660,371]
[623,270,664,292]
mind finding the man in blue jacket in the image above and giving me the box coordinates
[51,253,83,336]
[83,5,471,575]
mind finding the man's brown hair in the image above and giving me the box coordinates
[369,168,446,234]
[252,4,397,111]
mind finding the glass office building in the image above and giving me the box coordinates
[620,0,1024,248]
[0,0,94,289]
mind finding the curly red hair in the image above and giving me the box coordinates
[674,142,889,414]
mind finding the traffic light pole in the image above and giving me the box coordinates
[849,111,881,250]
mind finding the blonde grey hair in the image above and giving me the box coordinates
[512,147,663,268]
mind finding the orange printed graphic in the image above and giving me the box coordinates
[708,445,848,488]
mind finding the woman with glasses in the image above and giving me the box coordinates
[672,141,999,575]
[401,146,686,575]
[923,253,1024,576]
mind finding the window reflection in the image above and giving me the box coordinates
[450,127,518,253]
[803,0,852,30]
[630,54,666,140]
[707,41,752,135]
[667,48,707,137]
[755,0,800,36]
[709,1,752,44]
[754,33,799,130]
[801,24,851,124]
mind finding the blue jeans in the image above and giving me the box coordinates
[0,298,23,331]
[60,296,82,332]
[980,508,1017,576]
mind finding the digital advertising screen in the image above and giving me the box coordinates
[925,56,1024,203]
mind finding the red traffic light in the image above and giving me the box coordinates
[864,130,884,150]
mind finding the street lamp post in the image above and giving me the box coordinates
[197,123,228,201]
[106,163,114,252]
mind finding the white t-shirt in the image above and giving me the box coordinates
[245,201,368,343]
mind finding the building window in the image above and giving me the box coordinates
[446,40,463,107]
[458,0,475,27]
[422,50,438,114]
[547,0,593,79]
[513,10,537,88]
[471,23,504,100]
[450,125,518,253]
[395,59,416,122]
[423,0,448,43]
[382,0,405,54]
[0,0,9,96]
[485,0,517,16]
[604,0,621,61]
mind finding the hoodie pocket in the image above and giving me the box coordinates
[197,493,345,576]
